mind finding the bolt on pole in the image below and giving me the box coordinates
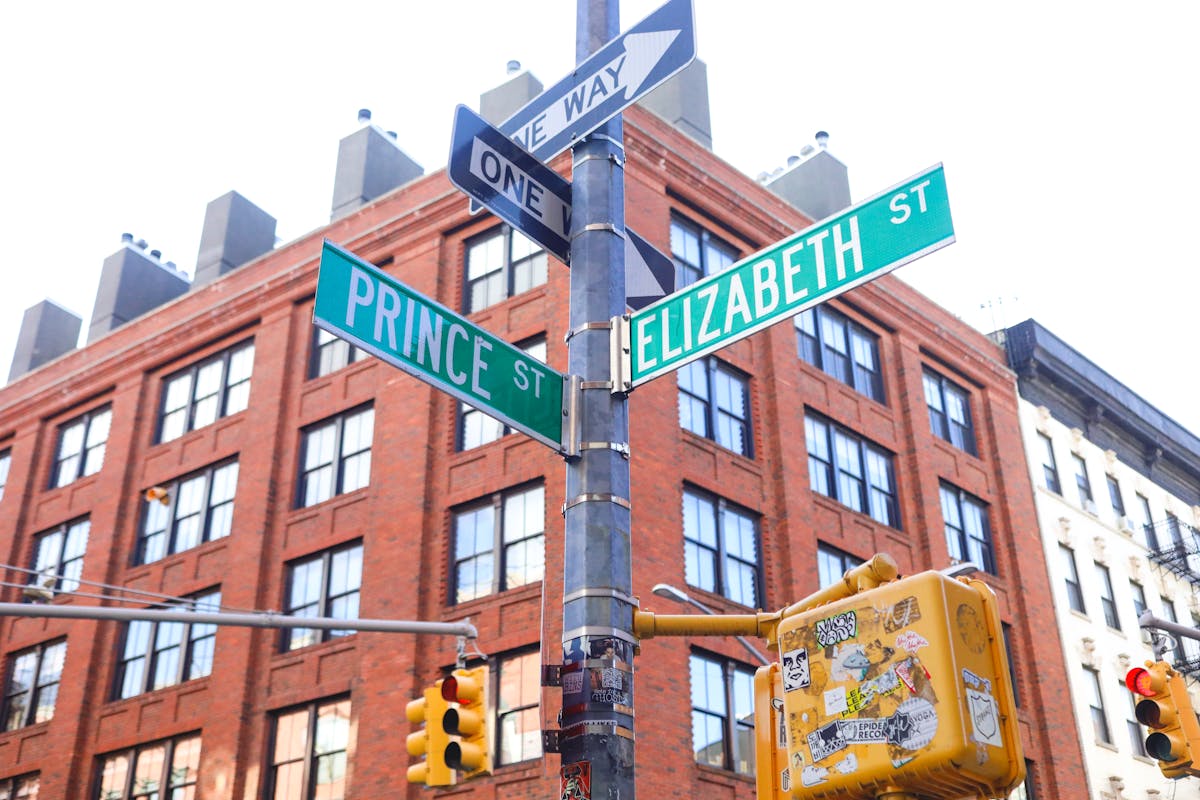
[559,0,635,798]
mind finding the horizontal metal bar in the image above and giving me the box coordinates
[0,602,477,638]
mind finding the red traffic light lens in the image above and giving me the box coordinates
[1127,667,1155,697]
[441,676,460,703]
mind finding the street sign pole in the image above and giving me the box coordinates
[559,1,635,799]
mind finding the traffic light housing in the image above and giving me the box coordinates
[406,680,454,786]
[1127,661,1200,778]
[441,666,492,778]
[770,569,1024,799]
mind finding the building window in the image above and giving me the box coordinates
[1096,563,1120,629]
[298,405,374,508]
[1136,494,1158,549]
[465,227,547,313]
[1071,453,1094,510]
[671,215,737,289]
[817,542,862,590]
[0,448,11,502]
[1059,545,1085,614]
[158,341,254,443]
[52,405,112,488]
[1130,581,1147,619]
[496,650,542,766]
[2,639,66,731]
[1084,668,1112,744]
[0,773,39,799]
[922,369,977,455]
[1001,623,1019,708]
[683,487,760,608]
[96,733,201,800]
[1106,475,1125,520]
[310,327,368,378]
[1036,433,1060,495]
[138,460,238,564]
[458,337,547,450]
[115,590,220,700]
[283,541,363,652]
[806,414,899,528]
[940,484,995,573]
[678,357,752,457]
[453,483,544,603]
[1162,597,1178,624]
[268,697,351,800]
[1124,680,1148,758]
[29,517,89,595]
[689,652,755,775]
[794,306,884,403]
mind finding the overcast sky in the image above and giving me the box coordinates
[3,1,1198,436]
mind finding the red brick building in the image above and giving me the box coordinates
[0,104,1084,798]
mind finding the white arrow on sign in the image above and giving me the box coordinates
[508,30,681,156]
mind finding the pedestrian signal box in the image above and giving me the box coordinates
[771,570,1024,799]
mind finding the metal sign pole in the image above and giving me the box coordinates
[559,0,635,798]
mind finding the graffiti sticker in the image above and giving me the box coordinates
[807,697,940,763]
[967,688,1003,747]
[561,762,591,800]
[882,596,921,633]
[961,668,992,693]
[824,686,849,716]
[830,644,871,682]
[816,611,857,648]
[782,647,811,692]
[894,630,930,653]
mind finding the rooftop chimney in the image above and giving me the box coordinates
[87,236,190,343]
[330,111,424,220]
[765,131,851,222]
[7,300,82,382]
[637,58,712,149]
[193,191,277,288]
[479,65,544,126]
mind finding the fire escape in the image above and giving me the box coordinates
[1145,517,1200,679]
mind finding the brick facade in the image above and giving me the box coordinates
[0,107,1084,798]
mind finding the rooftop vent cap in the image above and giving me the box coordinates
[815,130,829,149]
[507,59,521,74]
[357,108,371,125]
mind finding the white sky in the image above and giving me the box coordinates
[3,1,1199,435]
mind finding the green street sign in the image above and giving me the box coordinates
[314,241,567,451]
[624,164,955,388]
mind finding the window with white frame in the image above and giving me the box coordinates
[1071,453,1094,509]
[283,541,363,652]
[267,697,351,800]
[922,368,976,455]
[806,414,899,528]
[96,732,201,800]
[298,405,374,508]
[682,487,760,608]
[2,639,66,731]
[1059,545,1085,614]
[52,405,112,488]
[0,447,11,502]
[795,306,884,403]
[453,483,545,603]
[1084,668,1112,744]
[458,337,547,450]
[940,483,995,573]
[496,650,543,766]
[29,517,89,595]
[158,341,254,443]
[138,461,238,564]
[671,215,737,289]
[115,590,220,700]
[678,357,752,457]
[689,652,755,775]
[1095,563,1120,629]
[464,227,547,313]
[817,542,863,590]
[310,327,368,378]
[1036,433,1060,495]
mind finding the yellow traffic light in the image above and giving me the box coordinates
[753,662,793,800]
[771,569,1024,799]
[405,680,454,786]
[1127,661,1200,778]
[441,666,492,778]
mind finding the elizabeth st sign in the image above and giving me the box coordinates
[314,241,568,451]
[618,163,955,388]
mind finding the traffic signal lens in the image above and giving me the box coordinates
[1127,667,1155,697]
[1137,698,1165,727]
[441,675,460,702]
[1146,732,1180,762]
